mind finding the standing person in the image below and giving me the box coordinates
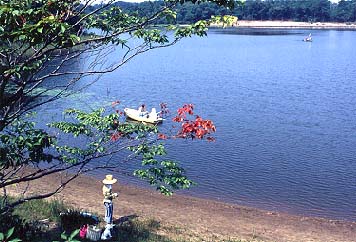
[101,175,118,240]
[102,175,118,224]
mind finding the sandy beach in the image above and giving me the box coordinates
[6,170,356,242]
[228,20,356,29]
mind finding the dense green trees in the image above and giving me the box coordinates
[110,0,356,23]
[332,0,356,22]
[236,0,334,22]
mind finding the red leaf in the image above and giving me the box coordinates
[110,133,121,141]
[158,133,168,140]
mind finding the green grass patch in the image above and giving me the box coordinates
[1,197,70,241]
[12,199,68,223]
[1,197,178,242]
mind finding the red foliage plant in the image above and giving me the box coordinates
[172,104,216,141]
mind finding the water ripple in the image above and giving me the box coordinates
[42,29,356,221]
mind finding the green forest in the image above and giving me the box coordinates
[87,0,356,24]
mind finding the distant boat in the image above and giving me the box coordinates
[303,33,312,42]
[124,107,163,124]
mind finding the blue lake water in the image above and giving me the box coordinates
[42,28,356,221]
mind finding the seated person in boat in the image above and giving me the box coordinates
[138,104,148,117]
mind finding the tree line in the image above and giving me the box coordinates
[234,0,356,22]
[86,0,356,24]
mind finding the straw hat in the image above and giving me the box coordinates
[102,174,117,184]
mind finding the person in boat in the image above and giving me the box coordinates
[139,104,146,112]
[304,33,312,42]
[138,104,148,117]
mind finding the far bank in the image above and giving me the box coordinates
[215,20,356,29]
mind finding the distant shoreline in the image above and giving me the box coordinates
[217,20,356,29]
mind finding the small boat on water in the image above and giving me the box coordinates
[303,33,312,42]
[124,107,163,124]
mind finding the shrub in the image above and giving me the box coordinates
[0,211,42,241]
[1,197,69,241]
[60,210,99,233]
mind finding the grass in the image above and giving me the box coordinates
[12,198,68,223]
[1,197,180,241]
[0,197,70,241]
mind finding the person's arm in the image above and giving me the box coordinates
[104,191,118,200]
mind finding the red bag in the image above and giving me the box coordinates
[79,224,88,238]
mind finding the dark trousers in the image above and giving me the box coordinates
[104,202,113,224]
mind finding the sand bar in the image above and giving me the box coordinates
[228,20,356,29]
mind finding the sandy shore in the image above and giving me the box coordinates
[6,171,356,242]
[226,20,356,29]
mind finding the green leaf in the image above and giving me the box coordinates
[60,232,67,240]
[18,35,26,40]
[69,229,80,240]
[97,146,105,153]
[60,25,66,33]
[6,227,14,239]
[0,232,4,240]
[37,27,43,33]
[69,34,80,43]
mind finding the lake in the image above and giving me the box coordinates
[41,28,356,221]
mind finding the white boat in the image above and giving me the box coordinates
[303,33,312,42]
[124,107,163,124]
